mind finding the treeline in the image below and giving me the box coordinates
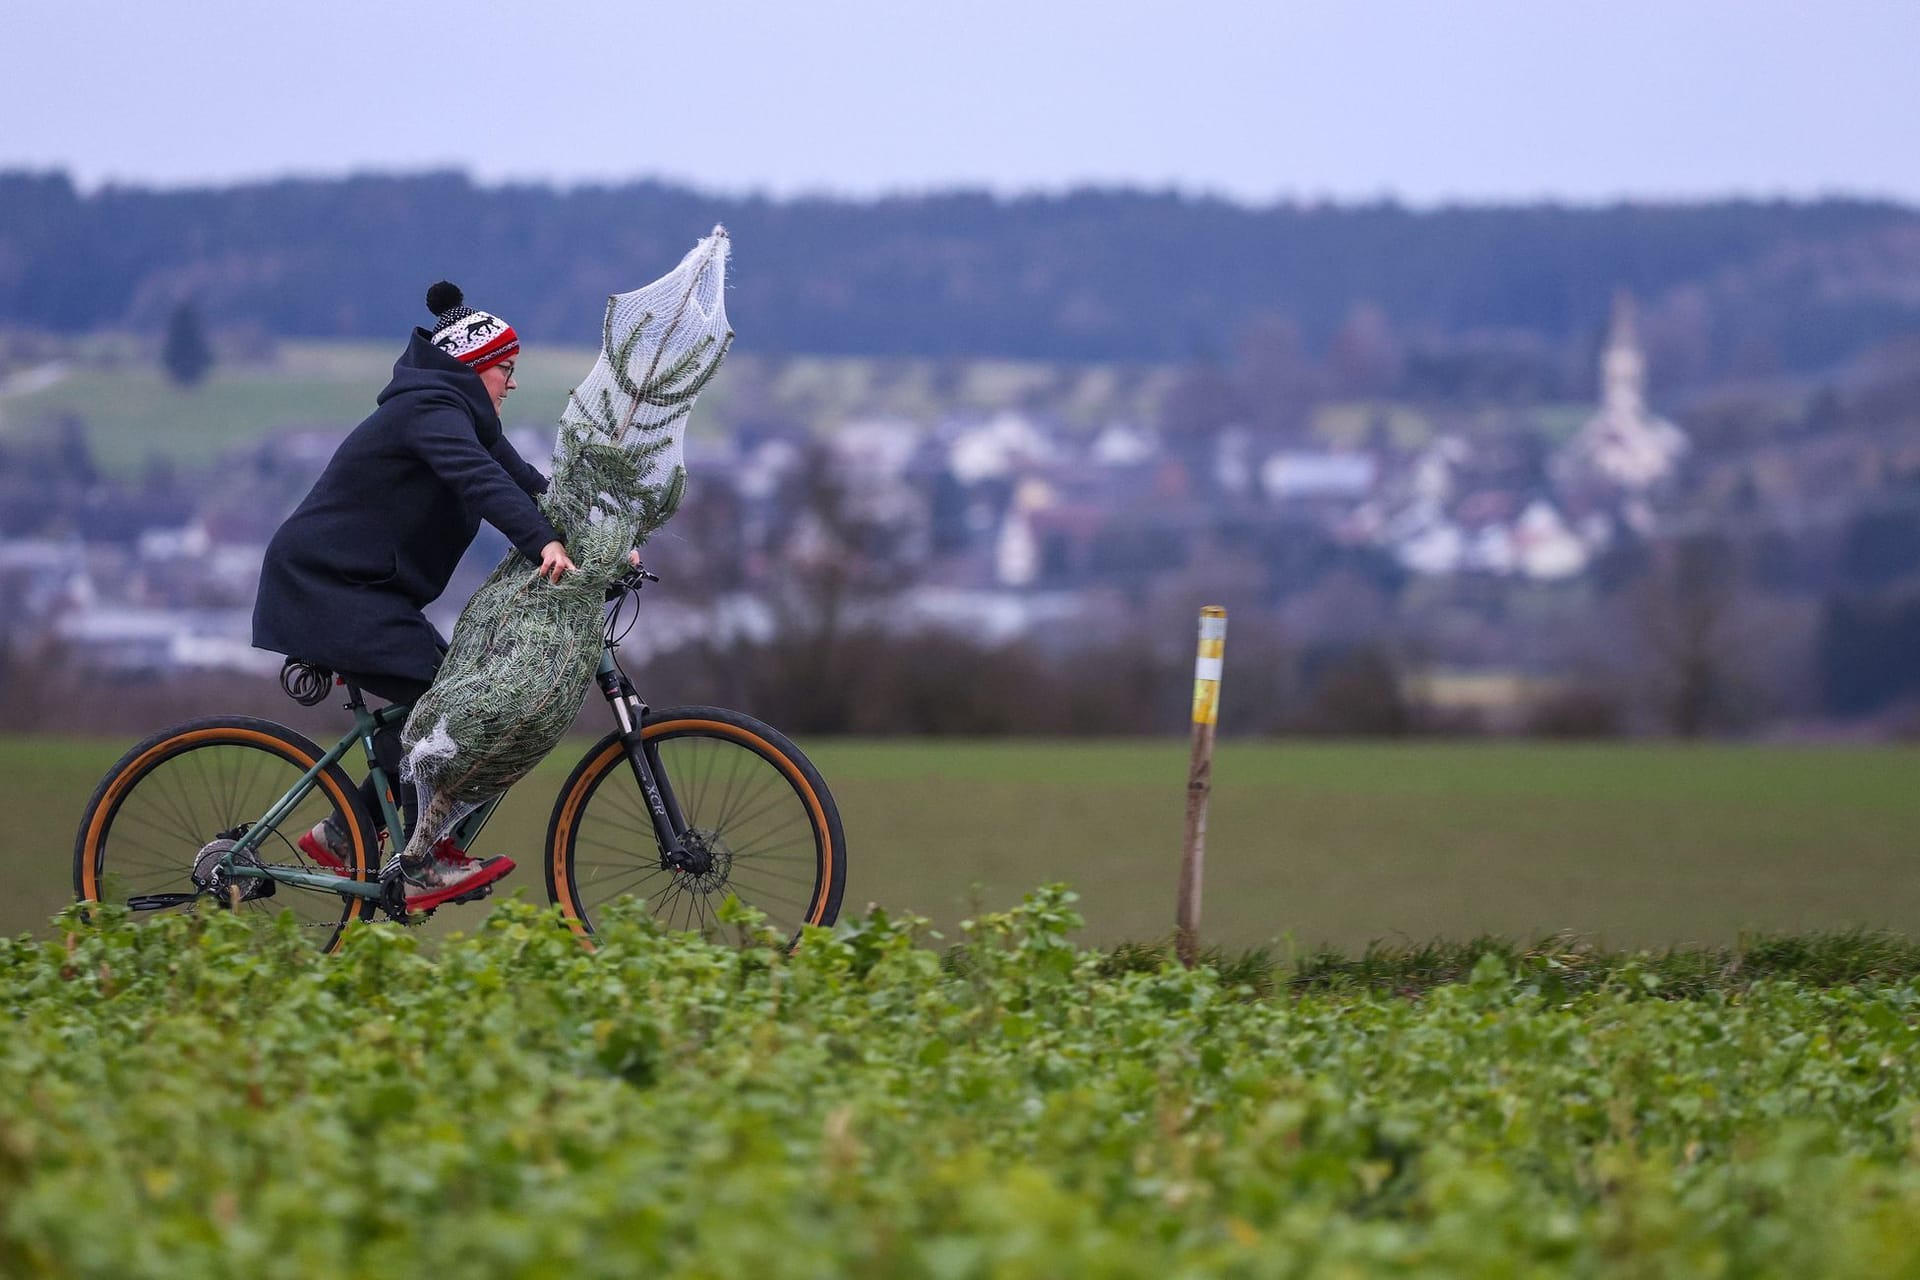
[3,169,1918,380]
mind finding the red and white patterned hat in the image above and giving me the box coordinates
[425,281,519,373]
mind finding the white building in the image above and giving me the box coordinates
[948,412,1055,485]
[1562,293,1688,491]
[1511,499,1589,580]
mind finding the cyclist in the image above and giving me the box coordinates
[252,281,573,905]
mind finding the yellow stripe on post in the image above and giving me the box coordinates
[1178,606,1226,966]
[1191,607,1227,726]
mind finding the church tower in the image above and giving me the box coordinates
[1562,291,1687,491]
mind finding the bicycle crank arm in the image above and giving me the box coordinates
[127,892,201,911]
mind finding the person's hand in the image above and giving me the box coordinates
[537,540,576,583]
[629,549,641,567]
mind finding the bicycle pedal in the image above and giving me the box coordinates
[448,883,495,906]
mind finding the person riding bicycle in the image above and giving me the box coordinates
[252,281,574,905]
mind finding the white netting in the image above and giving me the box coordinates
[396,227,733,865]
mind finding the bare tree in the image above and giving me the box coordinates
[1624,535,1749,737]
[689,442,909,733]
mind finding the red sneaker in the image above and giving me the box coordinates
[430,837,477,873]
[400,843,516,911]
[298,821,351,875]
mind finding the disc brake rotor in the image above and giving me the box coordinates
[676,828,734,894]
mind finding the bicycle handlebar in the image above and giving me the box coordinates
[605,562,659,602]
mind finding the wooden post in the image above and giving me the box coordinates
[1177,606,1226,968]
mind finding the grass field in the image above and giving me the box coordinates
[9,736,1919,949]
[0,341,1173,475]
[0,341,603,473]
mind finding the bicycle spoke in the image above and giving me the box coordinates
[599,783,651,831]
[727,836,817,861]
[725,858,811,894]
[109,865,183,884]
[710,769,778,835]
[234,740,268,821]
[574,852,667,882]
[654,877,689,929]
[729,888,807,919]
[686,740,720,827]
[577,832,655,860]
[222,744,246,824]
[143,768,203,847]
[727,833,815,859]
[573,870,660,894]
[583,760,644,821]
[724,862,821,890]
[580,864,673,896]
[117,806,196,849]
[108,823,195,867]
[118,809,199,869]
[716,745,758,830]
[710,788,803,844]
[698,740,741,832]
[191,751,229,827]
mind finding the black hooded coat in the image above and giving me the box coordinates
[252,331,561,684]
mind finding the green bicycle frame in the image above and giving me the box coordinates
[221,695,502,901]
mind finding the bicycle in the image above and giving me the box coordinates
[72,564,847,953]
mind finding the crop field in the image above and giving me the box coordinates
[6,895,1920,1276]
[8,735,1920,950]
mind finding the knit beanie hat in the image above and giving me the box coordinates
[425,281,520,373]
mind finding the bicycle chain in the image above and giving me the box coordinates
[210,853,473,930]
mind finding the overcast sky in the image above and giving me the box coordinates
[5,0,1914,205]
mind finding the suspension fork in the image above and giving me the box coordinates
[595,651,706,874]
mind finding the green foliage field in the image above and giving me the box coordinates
[6,893,1920,1276]
[8,736,1920,949]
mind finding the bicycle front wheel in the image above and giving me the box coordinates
[546,706,847,947]
[73,716,379,954]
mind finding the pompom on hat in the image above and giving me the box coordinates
[425,281,519,373]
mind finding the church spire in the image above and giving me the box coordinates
[1560,289,1687,492]
[1601,290,1646,420]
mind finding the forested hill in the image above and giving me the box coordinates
[4,169,1918,377]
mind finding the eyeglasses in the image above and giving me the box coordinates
[493,361,517,381]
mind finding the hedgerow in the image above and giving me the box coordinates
[4,888,1920,1277]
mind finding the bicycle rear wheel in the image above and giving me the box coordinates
[73,716,378,954]
[546,706,847,947]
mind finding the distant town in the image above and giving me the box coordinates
[4,292,1920,736]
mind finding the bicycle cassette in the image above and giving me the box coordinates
[192,837,276,903]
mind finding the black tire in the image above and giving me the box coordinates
[546,706,847,947]
[73,715,379,954]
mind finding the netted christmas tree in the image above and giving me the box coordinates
[398,228,732,864]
